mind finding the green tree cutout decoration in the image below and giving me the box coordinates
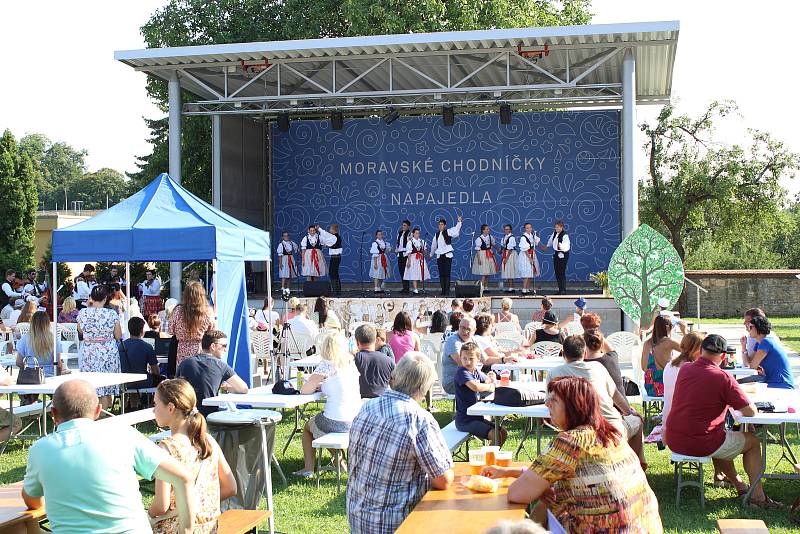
[608,224,685,328]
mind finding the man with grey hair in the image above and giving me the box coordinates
[22,379,196,534]
[441,315,508,394]
[348,352,454,533]
[353,323,395,398]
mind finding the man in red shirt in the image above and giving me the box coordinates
[665,334,778,508]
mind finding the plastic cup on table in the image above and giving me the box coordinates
[495,450,512,467]
[484,446,500,466]
[500,370,510,387]
[469,448,486,475]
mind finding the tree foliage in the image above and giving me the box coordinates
[132,0,593,198]
[0,130,39,272]
[68,168,133,210]
[639,101,799,262]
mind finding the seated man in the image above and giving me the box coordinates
[287,303,319,338]
[547,335,646,468]
[177,330,248,417]
[442,317,499,395]
[348,352,454,533]
[665,334,777,507]
[119,317,160,393]
[22,379,195,533]
[353,324,395,398]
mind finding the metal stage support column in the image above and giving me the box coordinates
[621,47,637,333]
[212,115,221,209]
[169,71,183,301]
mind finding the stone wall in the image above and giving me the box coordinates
[679,270,800,318]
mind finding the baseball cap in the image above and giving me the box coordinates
[542,311,559,325]
[657,297,670,309]
[574,297,587,310]
[701,334,727,354]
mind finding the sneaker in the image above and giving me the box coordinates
[412,289,419,294]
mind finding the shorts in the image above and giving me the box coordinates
[308,412,351,439]
[621,414,643,440]
[456,417,495,440]
[710,431,746,461]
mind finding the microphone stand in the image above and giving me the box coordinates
[532,230,538,296]
[359,231,366,297]
[469,231,476,290]
[422,232,429,295]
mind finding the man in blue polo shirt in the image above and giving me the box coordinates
[22,379,196,533]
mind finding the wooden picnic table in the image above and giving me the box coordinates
[0,481,45,533]
[395,462,528,533]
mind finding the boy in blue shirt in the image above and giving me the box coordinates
[453,342,507,445]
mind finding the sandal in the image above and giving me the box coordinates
[748,496,784,510]
[714,475,733,488]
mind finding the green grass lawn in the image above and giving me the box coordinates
[686,317,800,354]
[2,399,798,533]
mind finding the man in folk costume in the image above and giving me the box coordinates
[498,224,517,293]
[369,230,392,293]
[139,269,163,316]
[402,228,430,294]
[316,223,343,295]
[396,220,412,294]
[276,231,299,291]
[471,224,498,290]
[539,219,571,295]
[516,223,540,295]
[430,215,462,296]
[301,225,327,282]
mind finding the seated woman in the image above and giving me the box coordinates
[529,311,564,345]
[145,314,162,339]
[16,311,65,390]
[57,296,80,323]
[430,310,449,335]
[662,331,705,441]
[747,315,795,389]
[531,297,553,323]
[494,297,521,332]
[578,312,615,353]
[640,315,680,397]
[314,297,341,331]
[472,313,520,366]
[583,328,624,396]
[294,333,362,478]
[481,376,662,532]
[388,312,420,363]
[149,379,236,533]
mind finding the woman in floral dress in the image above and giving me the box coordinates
[77,285,122,409]
[149,379,236,533]
[168,282,215,366]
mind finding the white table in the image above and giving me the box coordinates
[203,383,323,454]
[0,372,147,447]
[288,355,321,369]
[724,367,758,377]
[731,388,800,505]
[491,359,563,373]
[467,401,551,458]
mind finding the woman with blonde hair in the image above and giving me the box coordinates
[495,297,520,331]
[16,300,37,327]
[149,379,236,533]
[168,282,215,366]
[158,298,178,333]
[17,312,64,404]
[294,333,361,478]
[57,296,80,323]
[662,331,705,442]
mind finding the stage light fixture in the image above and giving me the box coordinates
[383,106,400,125]
[331,111,344,130]
[277,113,290,132]
[499,103,512,125]
[442,106,455,127]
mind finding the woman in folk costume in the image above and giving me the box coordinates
[498,224,517,293]
[276,231,299,290]
[471,224,498,288]
[402,228,430,294]
[516,222,540,295]
[369,230,392,293]
[300,225,327,281]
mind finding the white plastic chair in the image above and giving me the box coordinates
[561,322,583,338]
[532,341,563,359]
[523,321,542,342]
[607,331,642,365]
[250,329,273,378]
[494,321,518,336]
[14,322,30,339]
[495,338,521,352]
[419,339,442,387]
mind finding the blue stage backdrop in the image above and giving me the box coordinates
[272,110,620,284]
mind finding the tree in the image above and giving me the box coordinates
[639,101,799,261]
[132,0,593,198]
[19,134,88,210]
[0,130,38,271]
[607,224,684,329]
[68,168,133,210]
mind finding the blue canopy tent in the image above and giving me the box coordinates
[51,173,271,386]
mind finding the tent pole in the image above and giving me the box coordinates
[265,258,273,384]
[211,260,218,319]
[125,263,131,327]
[52,262,59,372]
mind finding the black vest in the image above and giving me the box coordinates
[281,241,294,255]
[552,231,569,256]
[503,235,514,249]
[397,230,410,254]
[307,235,321,249]
[479,235,492,250]
[410,239,424,254]
[0,281,11,309]
[436,230,452,246]
[332,233,342,249]
[374,240,386,254]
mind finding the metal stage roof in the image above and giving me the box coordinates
[115,21,679,117]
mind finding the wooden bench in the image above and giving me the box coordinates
[218,509,271,534]
[716,519,769,533]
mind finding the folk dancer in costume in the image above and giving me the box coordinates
[517,223,540,295]
[430,215,462,296]
[403,228,430,294]
[396,220,412,294]
[276,231,300,291]
[498,224,517,293]
[540,219,571,295]
[139,269,163,316]
[471,224,498,289]
[369,230,393,293]
[301,225,327,282]
[316,223,343,295]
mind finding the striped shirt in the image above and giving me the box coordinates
[347,390,453,534]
